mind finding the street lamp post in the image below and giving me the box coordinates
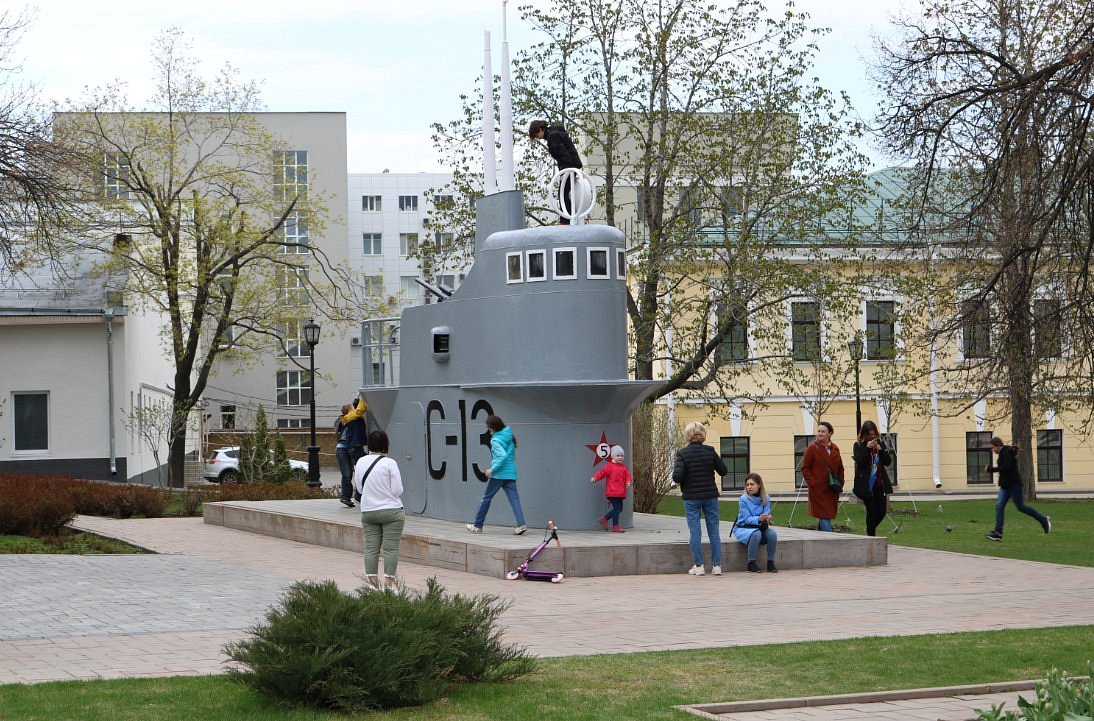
[847,337,864,435]
[303,319,322,488]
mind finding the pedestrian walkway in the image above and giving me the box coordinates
[1,515,1091,720]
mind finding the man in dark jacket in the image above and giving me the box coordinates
[672,422,728,576]
[529,119,583,224]
[985,436,1051,541]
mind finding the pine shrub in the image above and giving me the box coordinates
[225,578,535,712]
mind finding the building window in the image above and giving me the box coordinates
[276,267,309,305]
[433,232,454,247]
[276,418,310,429]
[720,436,750,491]
[506,252,523,283]
[865,300,896,359]
[362,195,382,212]
[960,299,991,359]
[277,321,309,358]
[587,248,610,279]
[966,431,994,485]
[436,274,455,291]
[553,248,577,280]
[791,301,821,361]
[276,370,312,407]
[280,211,309,253]
[716,301,749,363]
[273,150,308,201]
[432,194,454,207]
[220,405,236,430]
[1037,429,1063,482]
[400,275,423,303]
[361,274,384,296]
[527,250,547,281]
[103,152,131,199]
[793,435,812,488]
[13,392,48,452]
[398,195,418,211]
[399,233,418,256]
[1033,299,1062,359]
[362,233,382,255]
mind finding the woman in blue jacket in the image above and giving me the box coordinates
[733,473,778,572]
[467,415,528,535]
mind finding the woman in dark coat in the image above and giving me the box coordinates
[800,421,844,532]
[672,422,727,576]
[852,420,892,537]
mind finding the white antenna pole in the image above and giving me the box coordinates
[499,1,515,191]
[482,30,498,195]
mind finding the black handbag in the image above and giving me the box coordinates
[827,472,843,494]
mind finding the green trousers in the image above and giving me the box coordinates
[361,507,405,577]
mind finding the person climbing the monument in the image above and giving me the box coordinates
[591,444,632,533]
[467,415,528,535]
[529,119,583,225]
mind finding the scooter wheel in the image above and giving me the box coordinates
[551,573,564,583]
[505,571,521,581]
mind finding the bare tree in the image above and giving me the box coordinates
[876,0,1094,498]
[0,8,82,274]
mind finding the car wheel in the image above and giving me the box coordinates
[290,467,308,483]
[220,468,241,484]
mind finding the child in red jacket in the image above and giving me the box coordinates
[591,445,633,533]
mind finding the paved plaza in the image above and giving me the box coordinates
[1,514,1092,719]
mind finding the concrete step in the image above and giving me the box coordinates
[203,499,887,579]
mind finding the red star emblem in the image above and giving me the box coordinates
[586,432,612,467]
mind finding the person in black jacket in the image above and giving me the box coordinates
[985,436,1051,541]
[852,420,893,537]
[672,422,727,576]
[529,119,583,225]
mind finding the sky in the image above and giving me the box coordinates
[13,0,916,174]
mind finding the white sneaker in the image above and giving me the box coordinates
[711,565,722,576]
[513,525,527,535]
[466,524,482,533]
[688,564,705,576]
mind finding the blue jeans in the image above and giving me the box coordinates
[336,446,353,502]
[994,484,1046,534]
[684,498,721,566]
[472,477,526,528]
[816,518,833,532]
[743,527,778,562]
[602,498,623,526]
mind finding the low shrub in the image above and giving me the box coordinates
[213,482,335,502]
[0,475,76,536]
[225,577,535,712]
[975,663,1094,720]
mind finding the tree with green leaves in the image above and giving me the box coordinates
[54,29,354,487]
[875,0,1094,498]
[431,0,869,414]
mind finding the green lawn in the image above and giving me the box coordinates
[658,495,1094,567]
[1,626,1091,721]
[0,532,150,555]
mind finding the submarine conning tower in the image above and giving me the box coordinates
[361,190,661,530]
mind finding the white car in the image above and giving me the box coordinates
[203,446,309,483]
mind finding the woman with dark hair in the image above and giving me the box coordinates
[852,420,893,536]
[353,429,404,589]
[467,415,527,535]
[800,421,844,532]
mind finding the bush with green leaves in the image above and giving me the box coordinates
[975,663,1094,720]
[225,578,535,712]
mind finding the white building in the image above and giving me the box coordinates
[347,172,471,384]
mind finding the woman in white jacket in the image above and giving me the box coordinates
[353,429,404,589]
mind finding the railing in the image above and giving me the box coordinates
[359,317,401,388]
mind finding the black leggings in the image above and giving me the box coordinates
[863,491,888,536]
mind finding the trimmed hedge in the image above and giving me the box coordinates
[0,474,170,536]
